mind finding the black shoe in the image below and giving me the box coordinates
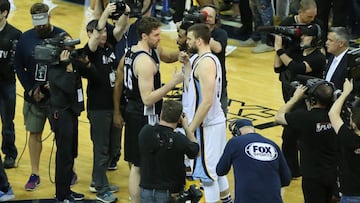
[3,156,15,169]
[56,196,75,203]
[70,190,84,200]
[108,159,118,170]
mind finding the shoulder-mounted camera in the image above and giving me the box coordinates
[259,23,321,48]
[34,32,81,65]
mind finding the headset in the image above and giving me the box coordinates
[310,23,322,47]
[199,4,220,25]
[306,78,335,106]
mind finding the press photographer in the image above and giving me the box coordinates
[102,0,149,18]
[138,100,199,203]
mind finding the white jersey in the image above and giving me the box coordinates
[182,54,198,117]
[186,52,225,126]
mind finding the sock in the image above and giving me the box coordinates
[221,193,232,203]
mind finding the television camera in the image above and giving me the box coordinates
[34,32,81,65]
[257,23,321,48]
[344,47,360,111]
[180,9,207,31]
[108,0,149,19]
[173,184,203,203]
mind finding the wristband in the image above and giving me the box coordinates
[277,49,285,56]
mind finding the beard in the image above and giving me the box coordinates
[35,25,52,39]
[178,43,187,52]
[187,45,198,54]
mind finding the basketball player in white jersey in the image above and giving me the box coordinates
[183,23,232,203]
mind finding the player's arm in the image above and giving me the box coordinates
[113,55,125,128]
[136,54,183,106]
[158,46,179,63]
[188,57,216,132]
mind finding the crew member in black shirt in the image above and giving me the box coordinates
[329,79,360,202]
[139,100,199,202]
[48,45,86,202]
[275,80,338,203]
[0,0,21,169]
[274,22,326,178]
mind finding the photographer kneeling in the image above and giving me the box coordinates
[47,41,89,202]
[138,100,200,203]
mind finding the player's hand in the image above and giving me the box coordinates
[178,51,189,64]
[172,66,184,85]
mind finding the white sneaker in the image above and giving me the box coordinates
[238,39,258,47]
[225,45,237,56]
[252,43,274,53]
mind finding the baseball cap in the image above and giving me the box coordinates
[234,119,253,129]
[32,13,49,26]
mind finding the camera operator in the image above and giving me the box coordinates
[216,119,291,203]
[14,2,75,191]
[324,27,350,90]
[138,100,199,203]
[329,78,360,203]
[275,81,338,203]
[83,2,129,202]
[200,4,229,116]
[274,23,326,179]
[47,41,87,203]
[279,0,324,48]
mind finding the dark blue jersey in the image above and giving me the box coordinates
[123,48,162,115]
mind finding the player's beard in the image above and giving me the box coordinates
[187,45,198,54]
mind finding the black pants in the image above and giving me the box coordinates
[172,0,186,22]
[281,125,301,177]
[315,0,351,41]
[0,155,9,192]
[52,109,78,200]
[302,174,337,203]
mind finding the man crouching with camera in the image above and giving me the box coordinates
[48,43,88,203]
[138,100,200,203]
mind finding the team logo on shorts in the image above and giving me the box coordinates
[245,142,278,161]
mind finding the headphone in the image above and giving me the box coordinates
[310,23,322,47]
[200,4,220,24]
[306,78,335,105]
